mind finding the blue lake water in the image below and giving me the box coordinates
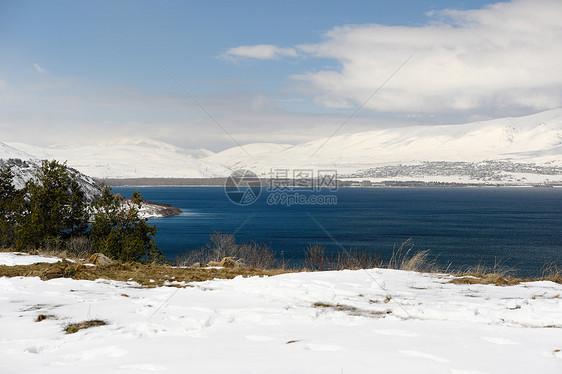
[113,187,562,277]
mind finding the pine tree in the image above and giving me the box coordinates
[15,160,89,250]
[89,186,163,263]
[0,166,24,247]
[67,173,89,236]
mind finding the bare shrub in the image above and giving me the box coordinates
[334,248,382,270]
[304,243,328,271]
[65,236,95,258]
[208,232,239,260]
[176,233,277,269]
[238,242,277,269]
[177,235,433,273]
[175,247,213,267]
[304,244,382,271]
[42,237,65,254]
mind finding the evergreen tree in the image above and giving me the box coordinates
[0,166,24,247]
[15,160,89,250]
[2,160,163,263]
[89,186,163,263]
[67,174,89,236]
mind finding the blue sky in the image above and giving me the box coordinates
[1,0,561,150]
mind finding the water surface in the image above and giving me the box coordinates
[113,186,562,277]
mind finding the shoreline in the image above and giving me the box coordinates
[104,181,562,188]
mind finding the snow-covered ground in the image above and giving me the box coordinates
[0,252,62,266]
[1,253,561,373]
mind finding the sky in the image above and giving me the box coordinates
[1,0,561,151]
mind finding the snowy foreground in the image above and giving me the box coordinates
[1,253,561,374]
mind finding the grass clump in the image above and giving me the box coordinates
[542,263,562,283]
[35,314,57,322]
[450,274,517,286]
[303,244,382,271]
[313,301,391,318]
[302,238,434,272]
[64,320,107,334]
[388,238,437,272]
[450,262,520,286]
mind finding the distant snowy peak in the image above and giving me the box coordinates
[95,137,216,159]
[303,109,562,157]
[211,108,562,168]
[98,137,180,151]
[213,143,293,158]
[0,142,36,161]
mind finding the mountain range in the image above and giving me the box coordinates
[2,109,562,185]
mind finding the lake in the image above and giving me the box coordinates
[113,186,562,277]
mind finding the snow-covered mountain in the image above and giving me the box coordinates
[4,109,562,184]
[206,109,562,179]
[0,143,101,201]
[6,138,229,180]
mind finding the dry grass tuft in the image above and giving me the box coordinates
[451,262,522,286]
[450,274,520,286]
[313,301,391,318]
[64,320,107,334]
[388,239,437,272]
[303,244,382,271]
[542,263,562,283]
[313,302,358,312]
[35,314,57,322]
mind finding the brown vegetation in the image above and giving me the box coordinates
[35,314,57,322]
[65,320,107,334]
[1,234,560,286]
[0,258,286,287]
[312,301,391,318]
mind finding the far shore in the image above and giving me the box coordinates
[98,177,561,188]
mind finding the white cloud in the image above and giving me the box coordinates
[303,0,562,113]
[221,44,298,62]
[226,0,562,115]
[33,63,46,74]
